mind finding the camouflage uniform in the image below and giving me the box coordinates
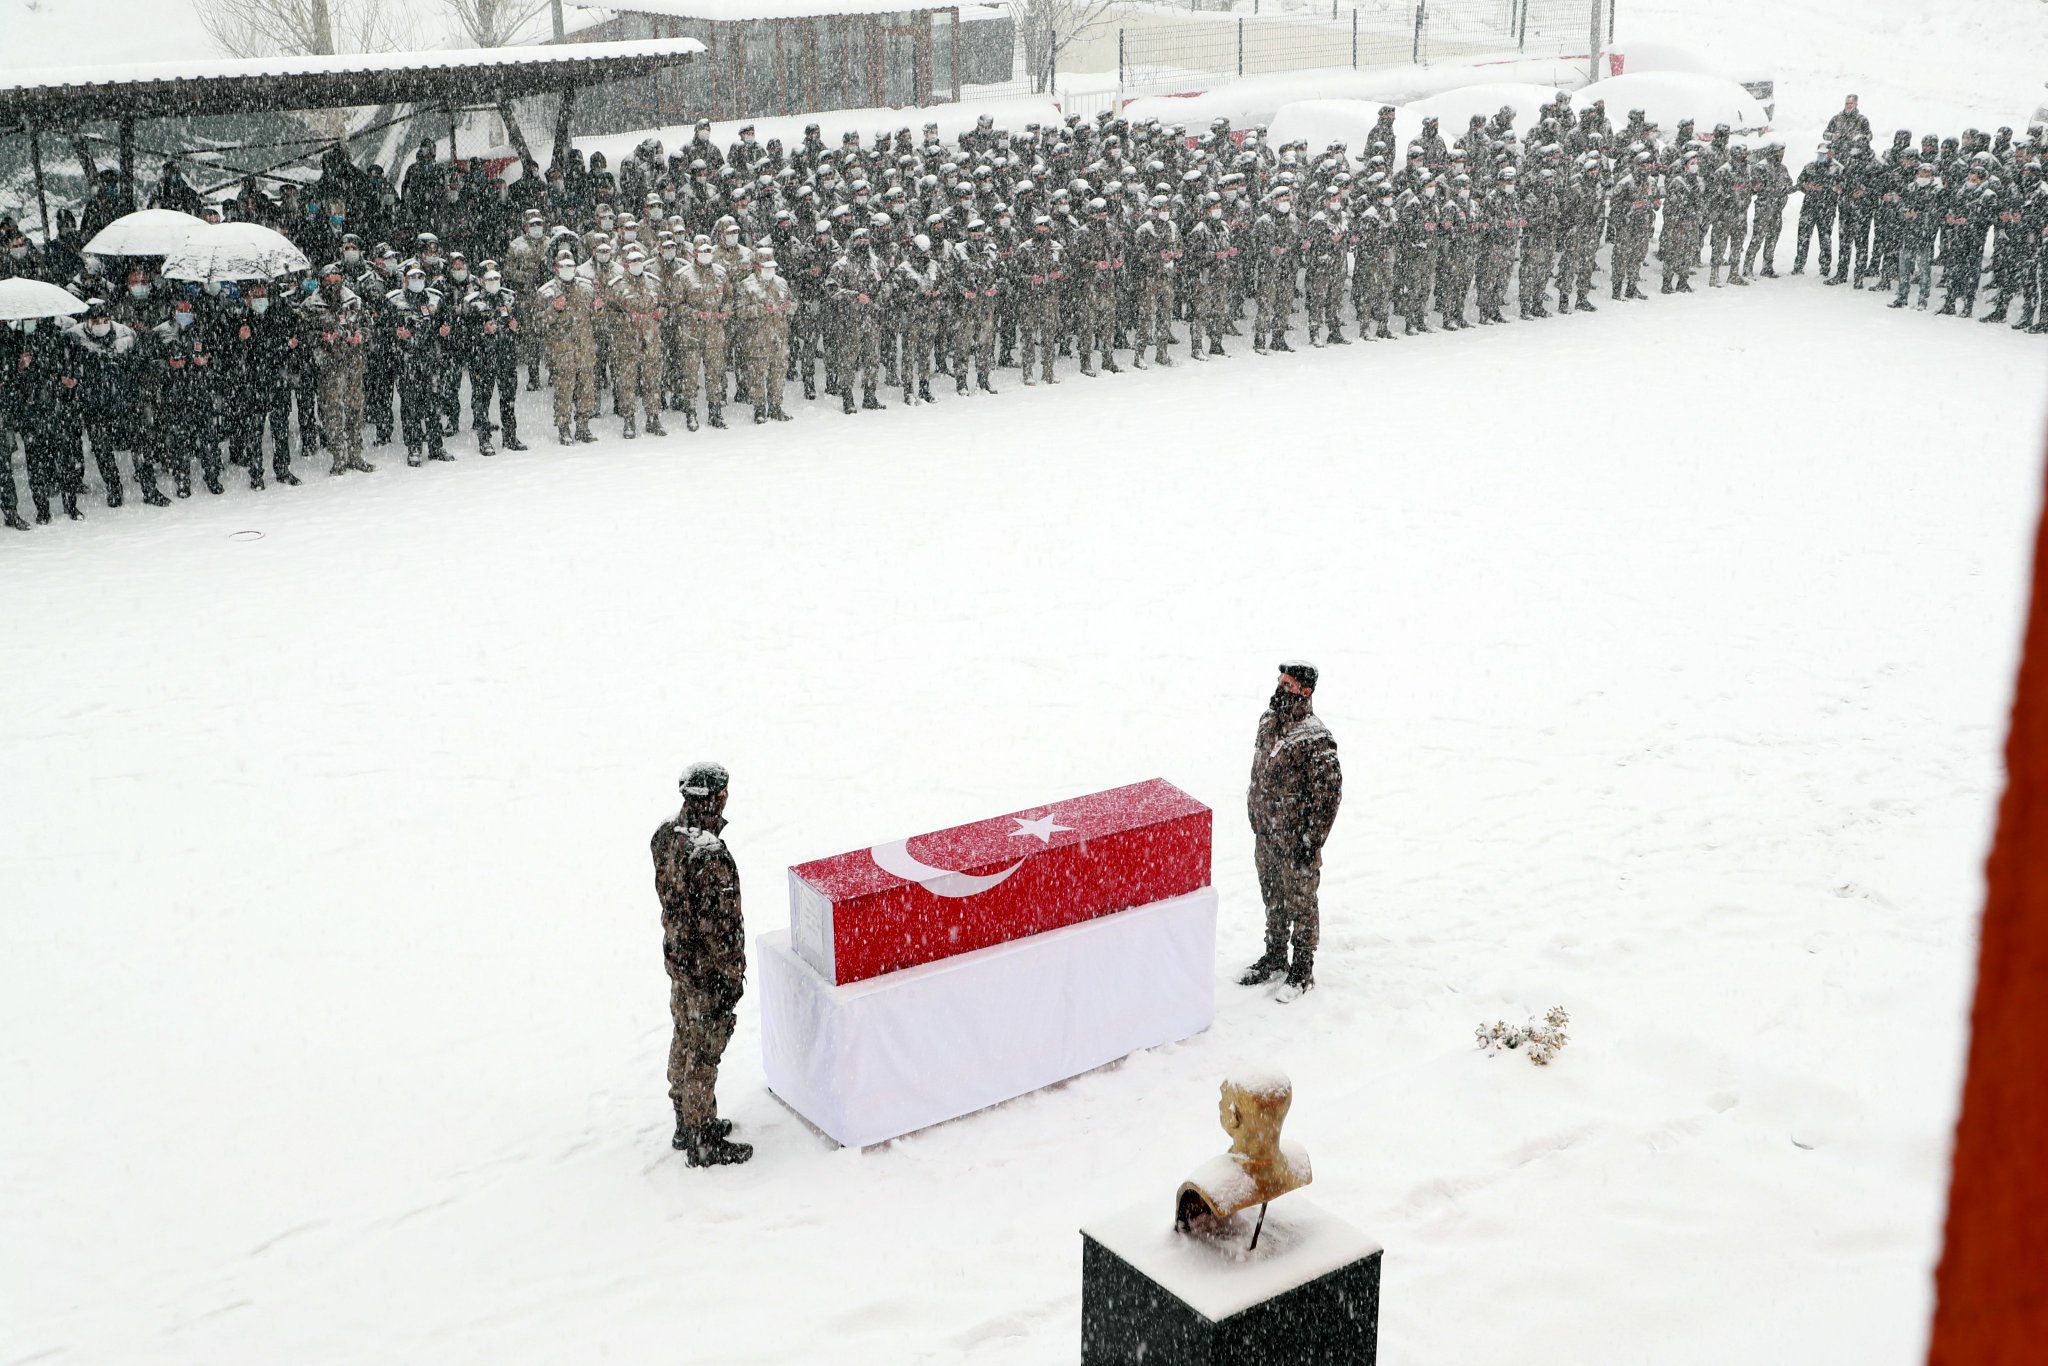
[735,267,795,421]
[1185,211,1235,357]
[606,260,667,435]
[1014,230,1063,385]
[1129,209,1182,365]
[827,240,889,410]
[534,270,601,442]
[1245,671,1343,989]
[652,792,747,1160]
[668,254,733,426]
[295,284,374,474]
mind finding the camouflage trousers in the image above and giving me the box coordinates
[1253,834,1321,969]
[668,976,739,1128]
[1478,245,1516,312]
[952,303,996,381]
[548,353,596,429]
[613,330,663,420]
[1744,210,1784,273]
[1079,284,1117,363]
[1189,277,1228,349]
[1519,239,1555,310]
[1303,269,1343,333]
[1708,213,1749,270]
[1135,277,1176,358]
[1018,293,1059,380]
[678,327,727,407]
[317,364,366,465]
[746,330,790,412]
[1255,268,1294,338]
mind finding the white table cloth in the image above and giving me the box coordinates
[758,887,1217,1147]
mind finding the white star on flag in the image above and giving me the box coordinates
[1007,812,1074,845]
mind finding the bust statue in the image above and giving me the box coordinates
[1176,1070,1312,1242]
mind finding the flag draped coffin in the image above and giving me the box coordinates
[787,778,1213,985]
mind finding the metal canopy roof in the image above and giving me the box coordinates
[0,38,707,127]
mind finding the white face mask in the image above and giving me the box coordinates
[172,312,194,329]
[129,283,150,299]
[450,268,468,282]
[6,246,26,260]
[526,225,543,239]
[406,277,424,293]
[556,264,576,280]
[203,281,223,295]
[626,261,644,276]
[483,278,502,294]
[696,250,714,265]
[342,249,362,265]
[89,320,112,337]
[250,297,270,315]
[595,250,612,263]
[21,318,40,332]
[760,264,777,278]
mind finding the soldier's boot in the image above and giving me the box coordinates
[1308,325,1322,347]
[1253,331,1268,353]
[707,405,728,428]
[918,380,934,404]
[1675,276,1694,294]
[803,376,816,400]
[1825,266,1846,285]
[478,431,496,456]
[30,497,49,526]
[978,373,997,395]
[249,465,266,490]
[1271,332,1293,352]
[1575,293,1597,312]
[576,418,597,443]
[107,482,125,506]
[1529,301,1550,318]
[771,405,793,421]
[1730,269,1750,287]
[1761,263,1778,278]
[3,509,27,531]
[1960,298,1974,318]
[643,415,665,437]
[406,446,424,467]
[1627,281,1648,300]
[331,450,352,474]
[754,405,768,425]
[1276,955,1315,1003]
[347,452,377,473]
[861,387,883,411]
[997,345,1015,368]
[843,386,859,411]
[1400,319,1415,336]
[901,381,917,405]
[1158,342,1177,362]
[1080,355,1098,376]
[1660,274,1674,295]
[1191,335,1207,360]
[1132,349,1148,369]
[557,423,574,446]
[1936,299,1956,315]
[1611,279,1624,301]
[682,1128,754,1168]
[683,407,701,431]
[1374,323,1393,339]
[526,366,540,391]
[622,414,638,439]
[62,491,82,521]
[1102,354,1122,373]
[1237,953,1286,987]
[1888,296,1909,309]
[1708,266,1721,288]
[1979,304,2008,324]
[957,372,971,396]
[671,1116,735,1150]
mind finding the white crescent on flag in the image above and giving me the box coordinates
[869,838,1026,898]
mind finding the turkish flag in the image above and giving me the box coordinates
[788,778,1211,984]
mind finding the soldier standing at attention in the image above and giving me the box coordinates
[1242,662,1343,1003]
[653,763,753,1167]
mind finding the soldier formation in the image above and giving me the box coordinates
[4,95,2046,531]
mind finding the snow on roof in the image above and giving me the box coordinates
[0,38,706,97]
[577,0,964,20]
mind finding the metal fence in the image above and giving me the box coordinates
[1056,0,1610,99]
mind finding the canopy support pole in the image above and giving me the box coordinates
[26,120,52,244]
[119,118,137,208]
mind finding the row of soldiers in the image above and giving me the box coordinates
[6,97,2045,530]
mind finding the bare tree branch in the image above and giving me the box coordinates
[1015,0,1121,93]
[198,0,418,58]
[436,0,552,48]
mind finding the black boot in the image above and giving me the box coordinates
[33,501,51,525]
[978,375,997,395]
[1210,339,1227,355]
[1979,305,2008,324]
[3,510,27,531]
[770,405,792,422]
[204,472,225,494]
[1270,334,1292,353]
[683,1127,754,1168]
[107,485,125,506]
[1277,958,1315,1002]
[1238,954,1286,987]
[803,377,817,400]
[478,435,496,457]
[918,380,934,403]
[1661,276,1674,295]
[684,409,700,432]
[671,1116,736,1150]
[753,407,767,425]
[707,406,727,429]
[622,414,637,440]
[275,467,301,486]
[1374,323,1392,339]
[406,447,423,467]
[63,492,82,520]
[843,390,857,414]
[861,387,884,411]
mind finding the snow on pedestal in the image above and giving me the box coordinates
[786,778,1212,984]
[758,888,1217,1147]
[1080,1196,1383,1365]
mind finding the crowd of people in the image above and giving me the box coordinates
[2,92,2044,532]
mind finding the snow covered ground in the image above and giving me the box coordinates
[3,265,2043,1361]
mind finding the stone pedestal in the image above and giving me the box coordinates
[1080,1196,1381,1365]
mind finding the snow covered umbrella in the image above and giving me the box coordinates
[81,208,207,258]
[0,278,89,322]
[160,222,310,283]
